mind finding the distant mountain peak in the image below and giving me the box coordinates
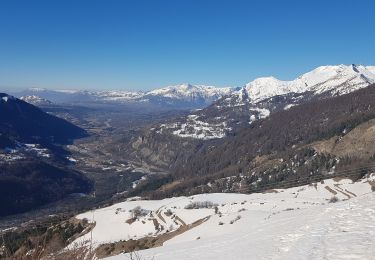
[159,64,375,140]
[241,64,375,102]
[20,95,52,105]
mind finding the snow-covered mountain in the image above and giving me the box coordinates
[240,64,375,102]
[146,83,233,103]
[20,95,52,106]
[160,64,375,139]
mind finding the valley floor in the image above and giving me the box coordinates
[70,175,375,260]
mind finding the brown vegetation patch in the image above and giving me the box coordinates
[312,119,375,159]
[367,180,375,190]
[158,180,183,192]
[262,189,279,194]
[126,218,137,225]
[333,176,349,182]
[1,217,93,259]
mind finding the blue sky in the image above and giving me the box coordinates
[0,0,374,91]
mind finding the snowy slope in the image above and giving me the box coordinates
[68,174,375,260]
[110,191,375,260]
[243,64,375,102]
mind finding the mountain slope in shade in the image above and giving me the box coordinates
[0,93,86,144]
[0,160,92,216]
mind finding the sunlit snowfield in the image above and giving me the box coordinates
[69,174,375,260]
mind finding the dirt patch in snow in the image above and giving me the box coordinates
[157,211,166,224]
[125,218,137,225]
[367,180,375,190]
[344,189,357,197]
[325,186,337,195]
[152,218,161,231]
[334,189,351,199]
[263,189,279,194]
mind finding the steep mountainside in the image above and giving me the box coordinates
[0,160,92,216]
[160,64,375,139]
[0,93,86,144]
[0,93,92,217]
[124,84,375,198]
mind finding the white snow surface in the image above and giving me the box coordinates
[93,84,232,103]
[20,95,52,105]
[243,64,375,102]
[69,174,375,260]
[147,83,233,102]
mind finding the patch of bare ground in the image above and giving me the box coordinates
[334,189,351,199]
[262,189,279,194]
[312,119,375,159]
[2,218,94,260]
[366,180,375,191]
[333,184,352,199]
[344,189,357,197]
[158,181,182,192]
[156,211,166,224]
[126,218,137,225]
[152,218,161,232]
[325,186,337,195]
[333,176,349,182]
[95,216,210,259]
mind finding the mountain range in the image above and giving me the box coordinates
[3,64,375,258]
[157,64,375,139]
[114,64,375,198]
[14,65,375,112]
[15,83,234,109]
